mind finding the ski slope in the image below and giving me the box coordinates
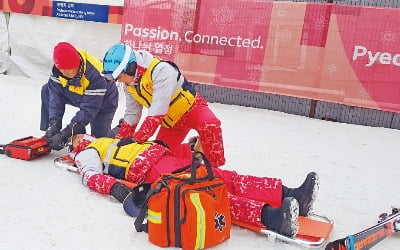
[0,74,399,250]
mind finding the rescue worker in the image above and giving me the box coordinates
[70,134,318,238]
[40,42,119,150]
[102,43,225,167]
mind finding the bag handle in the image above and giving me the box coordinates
[188,151,214,184]
[12,136,34,142]
[171,152,214,184]
[171,163,192,175]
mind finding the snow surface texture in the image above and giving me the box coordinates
[0,75,399,250]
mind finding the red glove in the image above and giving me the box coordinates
[133,115,163,143]
[115,120,137,139]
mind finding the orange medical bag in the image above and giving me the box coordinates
[135,153,231,249]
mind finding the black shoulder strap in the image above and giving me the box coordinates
[134,180,166,233]
[171,163,192,174]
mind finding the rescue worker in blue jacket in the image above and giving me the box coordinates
[40,42,119,151]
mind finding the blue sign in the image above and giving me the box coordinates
[52,1,109,23]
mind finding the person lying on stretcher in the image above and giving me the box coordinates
[69,130,319,238]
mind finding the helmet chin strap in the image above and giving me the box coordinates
[68,136,95,158]
[111,45,132,80]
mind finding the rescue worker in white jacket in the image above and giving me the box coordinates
[102,43,225,167]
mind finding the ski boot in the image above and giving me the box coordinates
[283,172,319,217]
[262,197,299,237]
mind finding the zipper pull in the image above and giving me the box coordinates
[206,187,217,200]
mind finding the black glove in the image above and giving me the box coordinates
[47,132,68,151]
[47,126,72,151]
[117,137,136,147]
[71,123,86,136]
[44,119,62,138]
[110,182,130,203]
[109,118,124,138]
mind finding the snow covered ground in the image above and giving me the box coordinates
[0,74,399,250]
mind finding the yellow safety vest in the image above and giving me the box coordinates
[87,138,154,179]
[126,58,196,128]
[58,49,104,95]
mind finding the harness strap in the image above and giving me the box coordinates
[103,141,119,174]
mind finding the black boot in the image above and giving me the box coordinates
[282,172,319,217]
[261,197,299,237]
[122,183,151,217]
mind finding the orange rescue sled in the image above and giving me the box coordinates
[233,213,333,248]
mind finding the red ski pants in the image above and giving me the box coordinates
[214,168,283,227]
[156,94,225,167]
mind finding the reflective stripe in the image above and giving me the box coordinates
[103,141,119,174]
[190,193,205,249]
[50,75,60,83]
[177,173,191,178]
[84,93,105,96]
[85,89,107,96]
[85,89,107,93]
[148,209,162,224]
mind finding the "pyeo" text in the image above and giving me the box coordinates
[353,45,400,67]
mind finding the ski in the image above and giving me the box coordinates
[325,206,400,250]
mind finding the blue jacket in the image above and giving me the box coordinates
[47,49,118,127]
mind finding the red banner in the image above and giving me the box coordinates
[120,1,400,113]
